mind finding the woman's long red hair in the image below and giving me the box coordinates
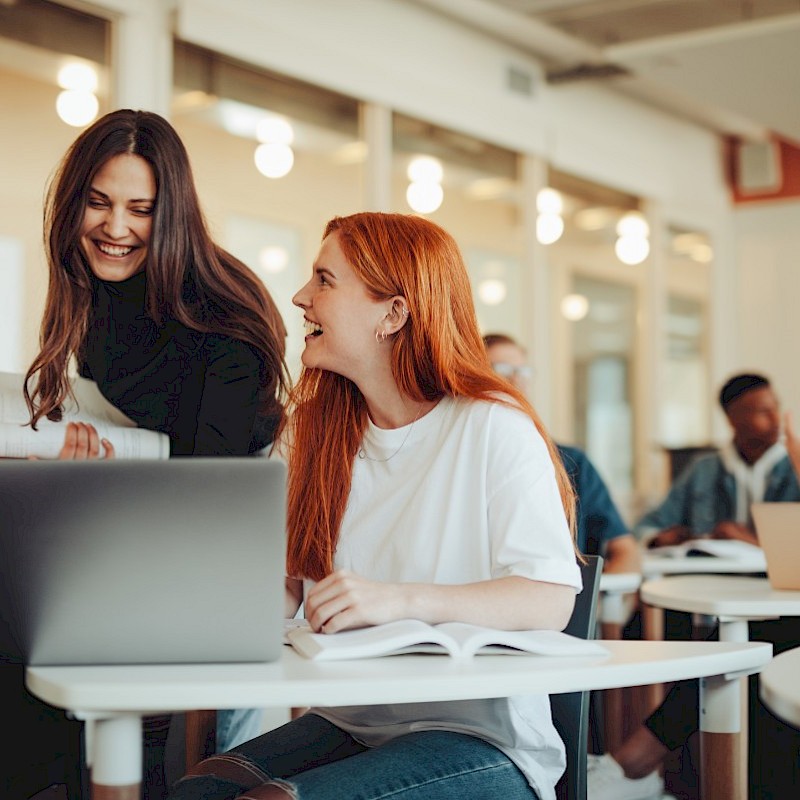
[285,213,576,581]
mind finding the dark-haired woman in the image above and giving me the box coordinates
[17,108,289,798]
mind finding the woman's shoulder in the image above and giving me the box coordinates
[449,393,534,429]
[445,395,543,456]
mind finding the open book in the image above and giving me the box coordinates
[286,618,609,661]
[0,371,169,459]
[647,537,766,567]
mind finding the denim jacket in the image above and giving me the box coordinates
[634,451,800,538]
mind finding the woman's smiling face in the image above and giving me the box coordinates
[292,231,389,382]
[79,153,156,282]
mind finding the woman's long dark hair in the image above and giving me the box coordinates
[25,109,288,428]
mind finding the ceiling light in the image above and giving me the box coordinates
[690,243,713,263]
[257,116,294,145]
[478,279,507,306]
[254,142,294,178]
[536,187,563,215]
[407,156,443,184]
[615,235,650,265]
[57,62,98,93]
[561,293,589,321]
[406,181,443,214]
[536,213,564,245]
[616,212,649,239]
[55,90,99,127]
[258,245,289,273]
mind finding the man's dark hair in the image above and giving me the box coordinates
[719,373,771,410]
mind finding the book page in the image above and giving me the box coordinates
[287,619,457,660]
[0,372,169,460]
[433,623,609,658]
[648,538,766,566]
[287,619,609,660]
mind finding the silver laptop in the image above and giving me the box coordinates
[751,502,800,590]
[0,457,286,666]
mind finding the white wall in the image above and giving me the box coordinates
[734,199,800,426]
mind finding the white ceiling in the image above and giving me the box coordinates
[411,0,800,144]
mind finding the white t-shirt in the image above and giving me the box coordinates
[308,396,582,800]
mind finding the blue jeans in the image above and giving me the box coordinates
[216,708,263,752]
[168,712,538,800]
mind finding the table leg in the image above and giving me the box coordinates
[717,619,750,793]
[90,714,142,800]
[600,618,625,753]
[699,673,744,800]
[185,709,216,770]
[638,600,666,725]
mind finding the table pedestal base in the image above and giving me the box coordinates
[94,784,140,800]
[88,714,142,800]
[699,732,743,800]
[700,673,744,800]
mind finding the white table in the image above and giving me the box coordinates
[640,575,800,644]
[759,646,800,730]
[26,640,770,800]
[598,571,642,625]
[642,552,767,579]
[640,575,800,792]
[640,552,768,642]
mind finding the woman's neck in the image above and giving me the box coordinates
[359,379,437,430]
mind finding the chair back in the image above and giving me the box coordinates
[552,554,603,800]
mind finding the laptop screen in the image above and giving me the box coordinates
[0,457,286,665]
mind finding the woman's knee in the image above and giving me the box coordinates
[236,780,297,799]
[187,751,272,788]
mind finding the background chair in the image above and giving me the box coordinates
[552,554,604,800]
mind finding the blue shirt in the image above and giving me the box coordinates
[557,444,629,556]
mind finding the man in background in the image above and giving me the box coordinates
[483,333,639,573]
[587,372,800,800]
[637,372,799,547]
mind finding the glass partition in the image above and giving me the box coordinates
[0,0,109,371]
[390,113,524,340]
[172,42,364,376]
[662,227,713,447]
[571,276,637,494]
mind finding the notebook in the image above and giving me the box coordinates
[751,502,800,590]
[0,457,286,666]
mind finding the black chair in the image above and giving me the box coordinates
[552,554,603,800]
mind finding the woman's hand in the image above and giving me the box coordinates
[711,520,759,545]
[57,422,115,460]
[646,524,693,549]
[304,569,408,633]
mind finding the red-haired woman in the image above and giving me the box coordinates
[169,212,582,800]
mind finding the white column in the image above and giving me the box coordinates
[520,154,551,425]
[360,103,393,212]
[111,0,174,116]
[640,199,667,499]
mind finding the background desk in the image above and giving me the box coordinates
[760,646,800,730]
[641,552,767,579]
[640,574,800,791]
[640,575,800,643]
[640,553,767,642]
[27,640,770,800]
